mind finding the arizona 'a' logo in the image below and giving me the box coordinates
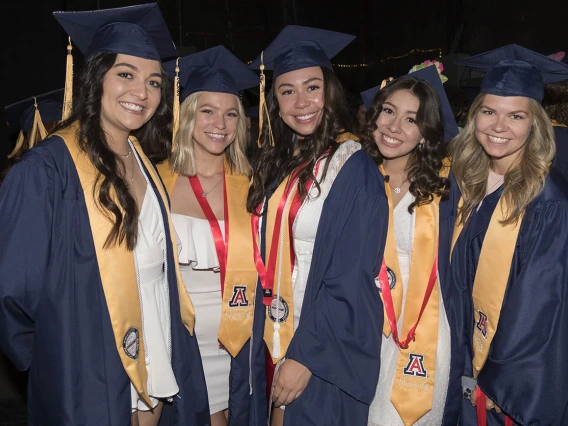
[403,353,427,377]
[229,286,249,307]
[476,310,488,338]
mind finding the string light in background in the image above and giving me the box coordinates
[245,48,443,69]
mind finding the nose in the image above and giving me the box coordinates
[294,92,310,109]
[491,115,507,133]
[387,115,402,133]
[213,113,226,130]
[131,79,148,100]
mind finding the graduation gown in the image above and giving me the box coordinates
[449,168,568,426]
[250,150,388,425]
[0,136,210,426]
[553,126,568,181]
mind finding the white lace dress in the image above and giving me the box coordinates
[130,149,179,411]
[171,214,231,414]
[368,191,451,426]
[291,140,361,331]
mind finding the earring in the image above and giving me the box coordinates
[418,142,424,151]
[278,111,281,118]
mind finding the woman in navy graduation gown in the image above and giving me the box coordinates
[246,26,388,426]
[360,63,461,426]
[0,4,209,426]
[448,45,568,426]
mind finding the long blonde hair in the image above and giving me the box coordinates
[170,91,251,176]
[450,93,555,225]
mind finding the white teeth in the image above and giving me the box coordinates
[120,102,143,112]
[206,133,226,140]
[488,135,509,143]
[383,135,402,145]
[296,112,317,120]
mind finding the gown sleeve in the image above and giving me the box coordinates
[0,153,56,371]
[285,150,388,404]
[477,200,568,426]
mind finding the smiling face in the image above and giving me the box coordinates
[373,89,424,160]
[474,94,533,173]
[274,66,325,137]
[100,54,163,142]
[192,91,240,157]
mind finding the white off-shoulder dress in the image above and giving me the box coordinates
[172,214,231,414]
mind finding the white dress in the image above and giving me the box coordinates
[130,148,179,411]
[291,140,361,331]
[172,214,231,414]
[368,191,451,426]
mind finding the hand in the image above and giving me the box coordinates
[469,385,502,413]
[272,359,312,407]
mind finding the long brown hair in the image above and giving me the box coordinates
[52,52,172,250]
[450,93,555,225]
[246,67,351,214]
[361,76,449,212]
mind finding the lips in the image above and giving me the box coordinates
[205,132,227,140]
[381,134,403,147]
[487,134,510,144]
[293,111,318,123]
[119,102,144,113]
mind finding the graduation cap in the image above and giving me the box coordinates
[457,44,568,102]
[360,64,459,142]
[248,25,355,78]
[165,45,258,101]
[53,3,176,120]
[4,89,64,158]
[53,3,177,60]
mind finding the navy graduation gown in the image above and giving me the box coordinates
[449,168,568,426]
[0,137,210,426]
[280,150,388,425]
[553,126,568,181]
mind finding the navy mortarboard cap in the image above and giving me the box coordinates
[457,44,568,102]
[360,64,458,142]
[245,105,259,118]
[5,89,64,133]
[165,46,258,101]
[249,25,355,78]
[53,3,177,60]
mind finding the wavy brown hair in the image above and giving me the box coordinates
[543,81,568,126]
[361,76,449,212]
[52,52,172,250]
[449,93,555,225]
[246,67,351,214]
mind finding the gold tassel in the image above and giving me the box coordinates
[380,77,394,90]
[171,57,181,153]
[62,37,73,121]
[7,131,25,159]
[256,52,274,147]
[29,98,48,149]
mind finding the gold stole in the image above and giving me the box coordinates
[56,124,195,406]
[451,196,522,378]
[379,165,444,426]
[157,161,257,358]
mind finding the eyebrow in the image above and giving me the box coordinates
[383,101,416,115]
[198,103,238,112]
[113,62,163,79]
[277,76,324,90]
[481,105,528,114]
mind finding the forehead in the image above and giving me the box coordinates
[198,91,239,108]
[385,89,419,110]
[481,94,530,111]
[114,54,162,74]
[274,66,324,86]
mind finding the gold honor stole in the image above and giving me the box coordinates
[157,161,257,358]
[379,165,444,426]
[451,196,522,379]
[56,124,195,406]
